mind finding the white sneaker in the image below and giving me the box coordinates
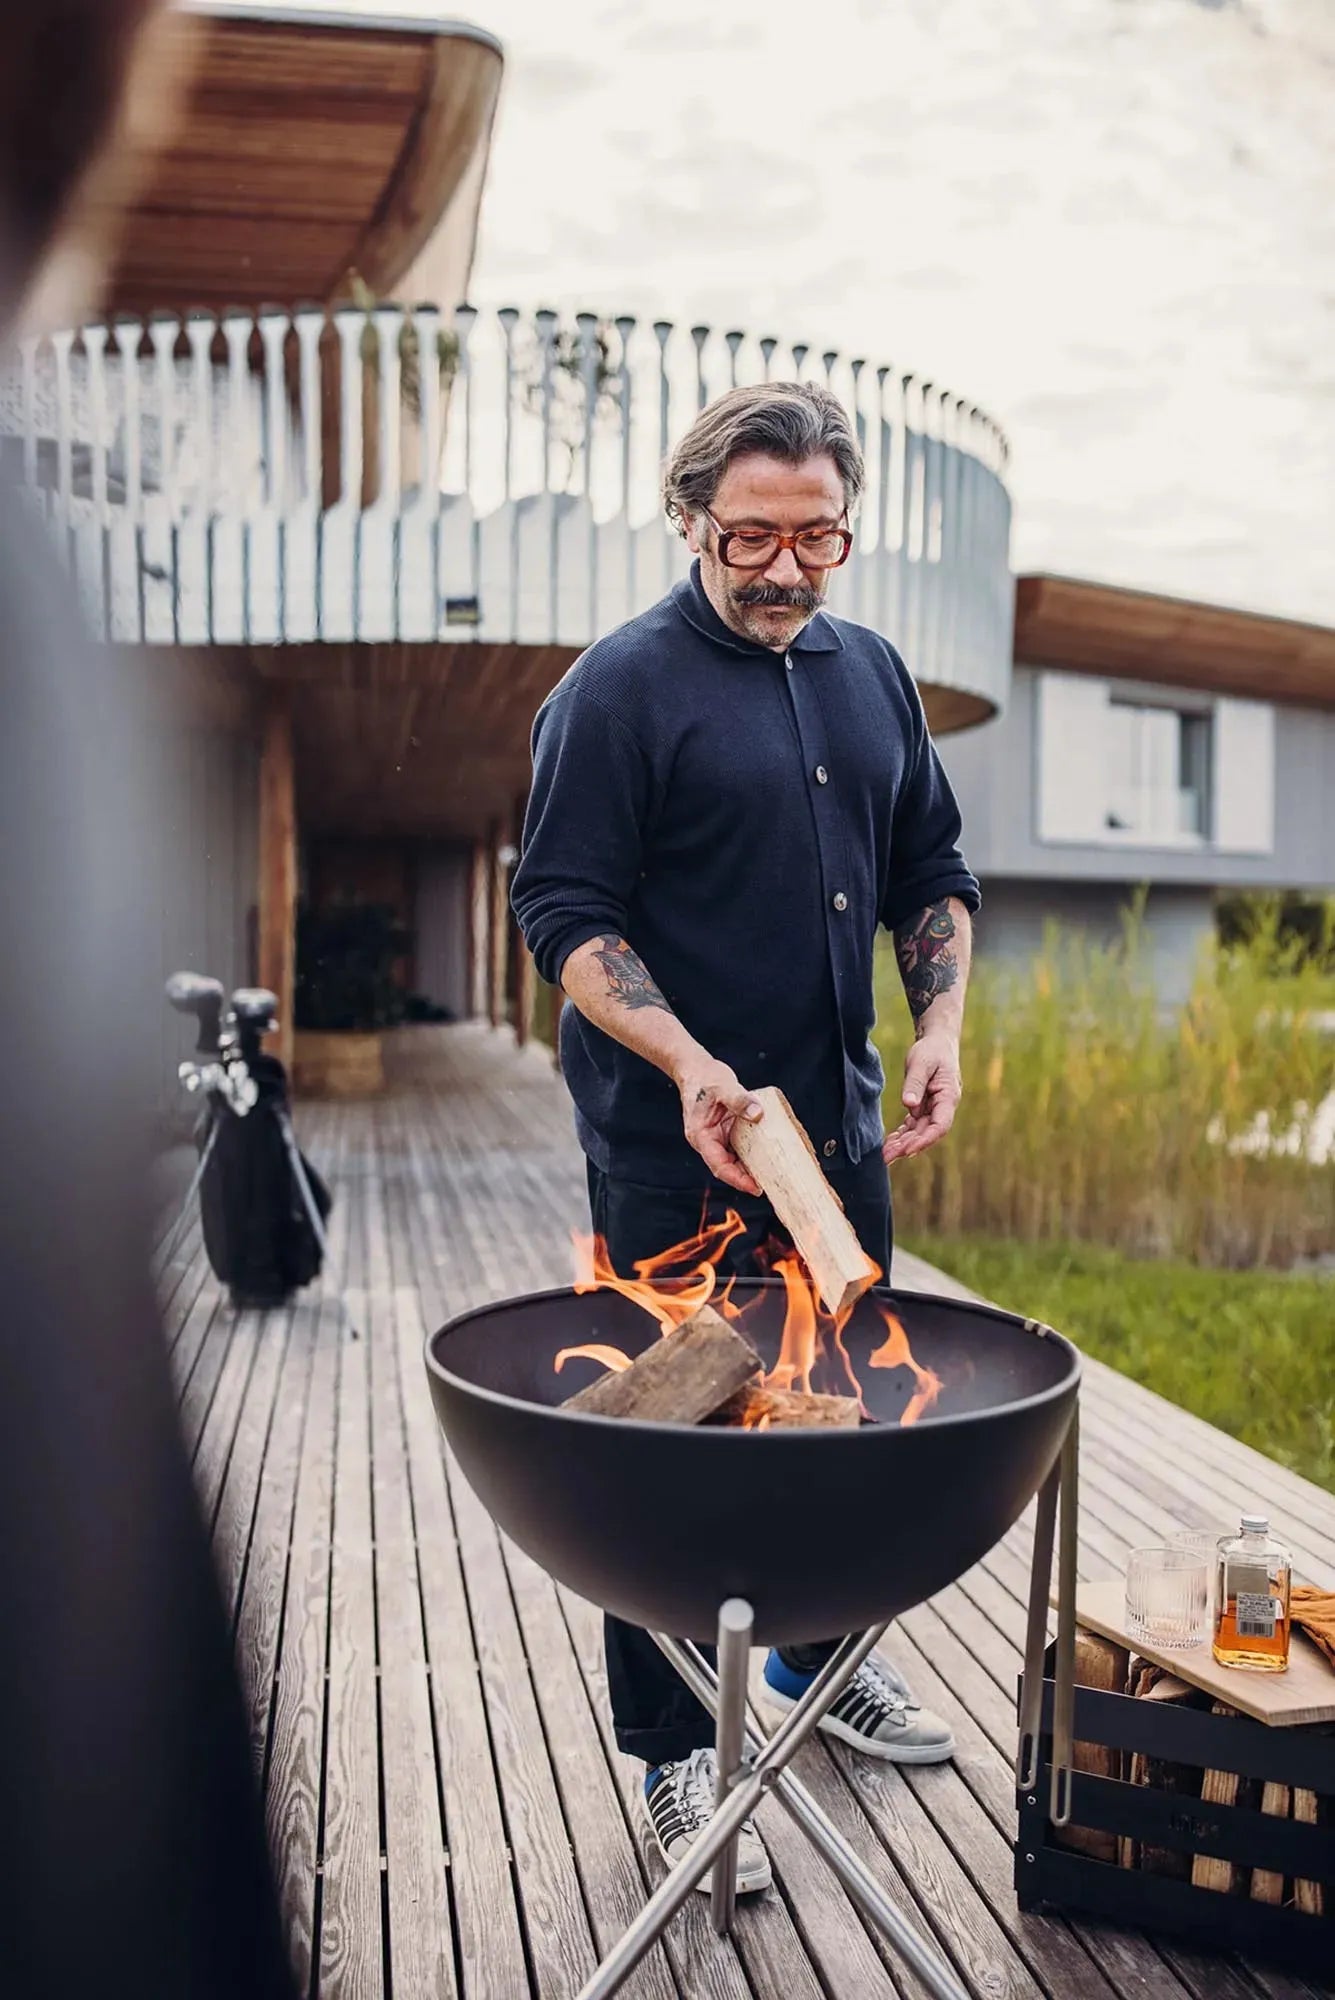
[764,1651,955,1764]
[642,1747,772,1895]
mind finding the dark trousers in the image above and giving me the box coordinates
[588,1152,893,1765]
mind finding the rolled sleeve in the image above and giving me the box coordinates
[880,720,981,934]
[511,686,654,987]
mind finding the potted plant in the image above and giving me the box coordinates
[292,900,412,1096]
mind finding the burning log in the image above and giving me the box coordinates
[706,1383,862,1430]
[562,1304,761,1424]
[731,1087,877,1316]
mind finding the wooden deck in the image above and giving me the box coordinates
[159,1024,1335,2000]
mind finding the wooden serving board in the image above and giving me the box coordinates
[1070,1579,1335,1728]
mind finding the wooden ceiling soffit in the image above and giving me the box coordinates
[100,10,502,315]
[344,36,503,303]
[1015,574,1335,710]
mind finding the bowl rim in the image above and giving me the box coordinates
[423,1278,1083,1440]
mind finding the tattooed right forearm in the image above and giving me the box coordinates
[590,934,672,1013]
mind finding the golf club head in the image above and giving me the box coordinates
[166,972,226,1055]
[228,987,279,1033]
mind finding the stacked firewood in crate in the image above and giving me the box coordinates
[1061,1633,1328,1912]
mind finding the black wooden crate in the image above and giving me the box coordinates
[1015,1646,1335,1973]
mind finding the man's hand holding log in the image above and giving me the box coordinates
[560,932,764,1195]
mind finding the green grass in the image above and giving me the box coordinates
[904,1233,1335,1495]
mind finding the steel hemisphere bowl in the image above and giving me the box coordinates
[425,1280,1080,1645]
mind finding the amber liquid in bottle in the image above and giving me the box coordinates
[1212,1517,1292,1673]
[1213,1592,1291,1670]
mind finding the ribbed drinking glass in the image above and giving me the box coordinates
[1125,1546,1209,1650]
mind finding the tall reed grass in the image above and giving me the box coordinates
[877,904,1335,1268]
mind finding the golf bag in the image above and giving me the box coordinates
[166,975,331,1309]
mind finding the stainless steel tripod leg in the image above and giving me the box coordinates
[710,1598,753,1935]
[575,1625,885,2000]
[660,1636,970,2000]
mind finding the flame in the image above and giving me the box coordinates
[554,1342,633,1377]
[763,1252,819,1394]
[561,1222,941,1429]
[869,1304,942,1427]
[572,1210,746,1331]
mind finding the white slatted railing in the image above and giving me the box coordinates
[0,304,1013,710]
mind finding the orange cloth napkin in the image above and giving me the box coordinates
[1291,1584,1335,1669]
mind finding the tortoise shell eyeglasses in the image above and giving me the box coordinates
[703,509,853,571]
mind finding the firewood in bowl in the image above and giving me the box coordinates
[562,1304,761,1423]
[705,1383,862,1430]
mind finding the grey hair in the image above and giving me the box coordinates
[662,380,865,533]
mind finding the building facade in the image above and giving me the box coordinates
[940,576,1335,1000]
[2,3,1016,1122]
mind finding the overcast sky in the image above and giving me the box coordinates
[464,0,1335,626]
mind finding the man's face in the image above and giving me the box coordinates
[686,451,848,651]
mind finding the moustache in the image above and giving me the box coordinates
[732,581,822,611]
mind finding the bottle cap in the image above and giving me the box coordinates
[1240,1512,1269,1536]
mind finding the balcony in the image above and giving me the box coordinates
[0,304,1013,725]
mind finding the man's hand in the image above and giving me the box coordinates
[676,1057,764,1196]
[881,1030,962,1165]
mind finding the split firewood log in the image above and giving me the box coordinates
[1120,1663,1200,1876]
[1055,1631,1128,1865]
[730,1087,877,1315]
[1192,1702,1248,1895]
[1250,1782,1291,1906]
[1294,1789,1325,1916]
[705,1383,862,1430]
[562,1304,760,1423]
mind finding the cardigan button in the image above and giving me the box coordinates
[815,765,829,784]
[822,1139,838,1158]
[832,891,848,912]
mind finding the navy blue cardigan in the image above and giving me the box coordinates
[512,562,981,1186]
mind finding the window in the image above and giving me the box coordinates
[1035,673,1274,853]
[1103,699,1212,842]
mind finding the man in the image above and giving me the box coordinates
[513,381,979,1894]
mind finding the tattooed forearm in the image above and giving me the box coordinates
[894,900,960,1023]
[591,934,673,1013]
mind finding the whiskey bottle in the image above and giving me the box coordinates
[1212,1513,1292,1672]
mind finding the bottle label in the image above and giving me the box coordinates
[1236,1590,1277,1639]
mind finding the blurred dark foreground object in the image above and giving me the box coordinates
[0,3,295,1995]
[0,476,297,2000]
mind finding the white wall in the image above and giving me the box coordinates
[941,666,1333,890]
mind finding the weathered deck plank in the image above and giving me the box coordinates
[318,1249,385,2000]
[370,1286,459,2000]
[164,1024,1335,2000]
[264,1285,344,1992]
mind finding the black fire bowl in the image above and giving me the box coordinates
[425,1280,1080,1645]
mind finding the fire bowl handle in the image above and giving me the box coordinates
[1017,1454,1059,1793]
[1016,1400,1078,1829]
[1051,1407,1079,1826]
